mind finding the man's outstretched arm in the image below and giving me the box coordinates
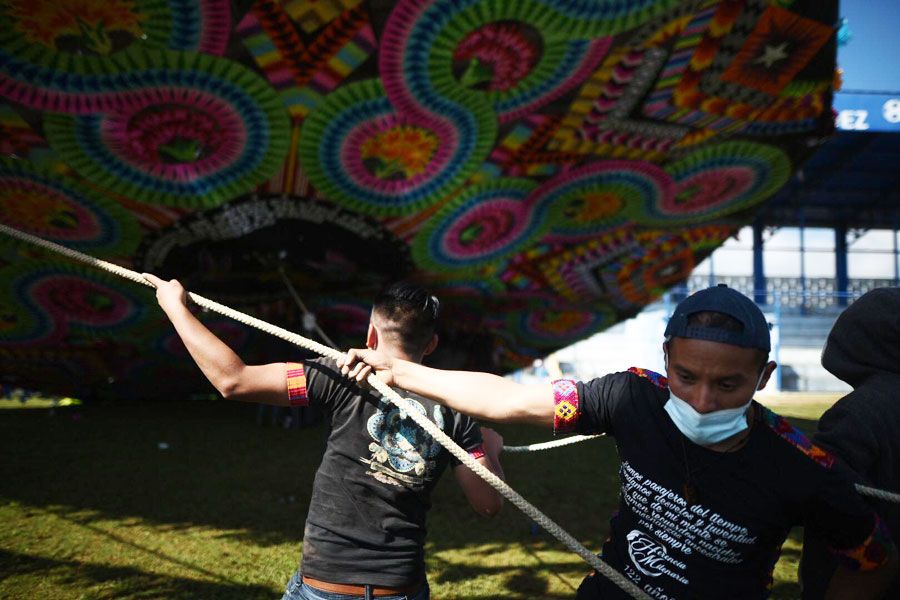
[340,348,554,426]
[143,273,289,405]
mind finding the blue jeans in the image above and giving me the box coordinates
[281,571,430,600]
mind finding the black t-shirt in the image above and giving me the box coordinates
[287,358,484,587]
[557,368,890,600]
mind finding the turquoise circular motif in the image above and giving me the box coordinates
[530,160,673,242]
[507,303,615,348]
[412,179,545,272]
[0,261,152,346]
[646,141,792,225]
[44,50,289,208]
[299,79,496,216]
[0,158,140,256]
[0,0,231,113]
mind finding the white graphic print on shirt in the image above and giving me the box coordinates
[620,460,759,588]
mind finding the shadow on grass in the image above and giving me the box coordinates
[0,400,822,597]
[44,506,236,583]
[0,401,318,547]
[0,549,276,599]
[0,401,630,549]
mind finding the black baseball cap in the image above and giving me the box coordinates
[664,284,771,352]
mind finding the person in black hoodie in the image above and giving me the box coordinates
[801,287,900,598]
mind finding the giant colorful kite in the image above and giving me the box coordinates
[0,0,838,399]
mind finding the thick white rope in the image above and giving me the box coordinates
[499,407,900,505]
[0,222,651,600]
[504,434,603,453]
[856,484,900,504]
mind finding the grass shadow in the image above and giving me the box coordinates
[0,548,276,599]
[0,399,826,598]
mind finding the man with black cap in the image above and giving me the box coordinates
[339,285,898,599]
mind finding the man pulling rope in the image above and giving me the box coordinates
[339,285,900,599]
[0,222,651,600]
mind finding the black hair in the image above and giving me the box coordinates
[372,282,440,356]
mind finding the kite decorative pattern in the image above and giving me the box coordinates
[0,158,140,255]
[42,51,290,208]
[0,0,839,395]
[0,261,151,346]
[0,0,231,113]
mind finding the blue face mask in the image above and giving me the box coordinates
[663,359,765,446]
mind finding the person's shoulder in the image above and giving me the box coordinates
[301,356,361,405]
[623,367,669,391]
[300,356,344,379]
[303,355,338,368]
[822,384,895,424]
[758,404,836,470]
[575,368,668,406]
[577,368,668,388]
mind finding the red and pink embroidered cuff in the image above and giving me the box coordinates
[286,362,308,406]
[468,444,486,460]
[552,379,580,434]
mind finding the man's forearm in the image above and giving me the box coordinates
[146,274,289,405]
[485,452,505,483]
[162,304,250,399]
[391,360,553,426]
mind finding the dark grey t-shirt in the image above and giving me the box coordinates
[287,357,484,587]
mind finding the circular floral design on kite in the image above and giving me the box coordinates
[507,303,615,348]
[43,50,289,208]
[413,179,545,272]
[360,125,440,181]
[0,158,139,256]
[0,262,150,346]
[104,91,243,179]
[646,141,791,224]
[453,22,542,92]
[381,0,614,124]
[10,0,144,55]
[531,160,673,242]
[300,79,495,216]
[0,0,231,113]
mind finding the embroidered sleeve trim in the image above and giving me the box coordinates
[627,367,668,389]
[285,362,308,407]
[832,514,892,572]
[552,379,580,434]
[468,444,486,460]
[761,406,835,469]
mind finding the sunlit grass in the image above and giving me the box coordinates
[0,397,82,410]
[0,399,828,598]
[0,387,83,411]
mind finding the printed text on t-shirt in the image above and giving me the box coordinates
[621,461,757,564]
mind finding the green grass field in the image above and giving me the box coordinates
[0,396,833,599]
